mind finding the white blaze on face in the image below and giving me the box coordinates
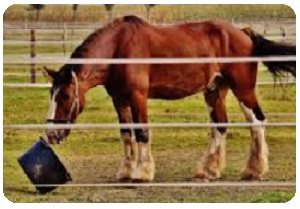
[47,88,60,122]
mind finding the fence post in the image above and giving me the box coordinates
[281,27,286,40]
[30,29,36,84]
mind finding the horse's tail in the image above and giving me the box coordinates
[242,27,296,77]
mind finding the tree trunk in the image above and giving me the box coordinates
[72,10,77,22]
[36,10,40,22]
[108,10,113,23]
[147,7,150,21]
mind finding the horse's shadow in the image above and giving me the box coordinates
[4,186,66,196]
[5,187,38,195]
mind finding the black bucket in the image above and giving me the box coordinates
[18,137,72,194]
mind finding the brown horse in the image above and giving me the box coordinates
[44,16,296,182]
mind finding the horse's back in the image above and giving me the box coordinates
[115,17,253,59]
[108,17,254,99]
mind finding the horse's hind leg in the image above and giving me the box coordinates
[195,86,228,180]
[112,97,138,181]
[236,91,268,180]
[228,65,269,180]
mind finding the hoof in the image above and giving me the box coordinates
[193,175,211,183]
[118,177,132,183]
[195,162,221,180]
[117,157,137,180]
[194,170,220,181]
[241,158,268,181]
[241,170,264,181]
[131,179,151,183]
[130,160,155,182]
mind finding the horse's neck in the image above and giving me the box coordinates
[78,30,119,92]
[80,65,108,91]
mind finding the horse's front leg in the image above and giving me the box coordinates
[195,87,228,180]
[113,98,138,181]
[130,91,155,182]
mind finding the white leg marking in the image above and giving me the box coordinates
[209,129,224,154]
[239,103,262,123]
[206,104,226,154]
[121,132,132,156]
[139,142,150,161]
[240,103,268,179]
[195,104,227,179]
[117,133,136,179]
[130,132,155,181]
[196,128,226,179]
[131,142,155,181]
[117,132,137,180]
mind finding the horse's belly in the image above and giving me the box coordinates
[148,85,205,100]
[148,67,208,100]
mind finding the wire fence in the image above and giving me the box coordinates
[3,27,296,193]
[3,56,296,65]
[3,53,296,189]
[5,181,295,188]
[3,73,44,77]
[4,33,295,45]
[3,122,296,131]
[3,40,82,45]
[2,80,296,88]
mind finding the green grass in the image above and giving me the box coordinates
[3,187,296,203]
[4,4,295,23]
[2,7,296,201]
[3,79,296,202]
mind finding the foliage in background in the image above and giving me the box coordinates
[4,4,295,23]
[104,4,115,22]
[3,4,296,203]
[72,4,79,22]
[145,4,156,21]
[28,4,45,22]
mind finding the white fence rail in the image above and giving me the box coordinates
[3,73,44,77]
[3,122,296,131]
[2,80,296,89]
[4,40,82,45]
[4,33,295,46]
[3,56,296,65]
[8,181,295,188]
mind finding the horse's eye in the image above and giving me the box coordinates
[61,93,70,101]
[55,92,69,101]
[50,88,54,96]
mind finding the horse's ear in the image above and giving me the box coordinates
[43,66,57,83]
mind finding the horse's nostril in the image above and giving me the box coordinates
[47,130,60,144]
[47,136,55,144]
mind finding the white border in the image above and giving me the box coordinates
[1,0,298,207]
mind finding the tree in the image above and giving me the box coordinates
[72,4,79,22]
[145,4,156,21]
[28,4,45,22]
[104,4,115,23]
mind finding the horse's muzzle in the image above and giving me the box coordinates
[46,129,70,144]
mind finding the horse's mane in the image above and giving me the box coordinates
[72,15,145,59]
[55,16,146,85]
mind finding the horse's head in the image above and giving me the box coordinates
[44,67,86,144]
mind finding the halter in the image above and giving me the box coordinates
[46,71,80,124]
